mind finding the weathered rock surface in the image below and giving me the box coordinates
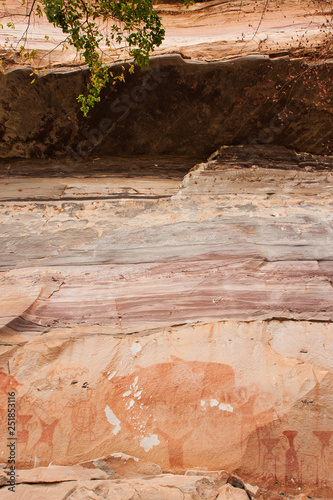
[0,146,333,499]
[1,0,332,159]
[1,3,333,498]
[0,464,323,500]
[0,55,332,159]
[0,0,330,64]
[218,484,249,500]
[0,469,249,500]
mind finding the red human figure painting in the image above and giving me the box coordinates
[283,430,300,485]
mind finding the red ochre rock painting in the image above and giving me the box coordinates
[0,368,22,431]
[242,425,333,491]
[283,430,300,485]
[238,373,333,492]
[67,397,98,446]
[0,367,22,394]
[102,358,273,470]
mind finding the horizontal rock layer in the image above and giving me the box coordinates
[0,1,330,64]
[0,468,252,500]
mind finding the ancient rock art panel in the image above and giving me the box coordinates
[9,394,63,467]
[239,372,333,490]
[102,358,270,469]
[0,363,105,467]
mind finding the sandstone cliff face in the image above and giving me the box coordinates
[0,0,330,64]
[1,1,333,499]
[1,147,333,499]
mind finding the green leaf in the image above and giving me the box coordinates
[27,0,184,115]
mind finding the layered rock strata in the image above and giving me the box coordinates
[0,146,333,498]
[0,0,331,64]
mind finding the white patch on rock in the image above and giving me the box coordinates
[219,402,234,413]
[128,399,135,408]
[130,342,142,356]
[210,399,219,407]
[108,370,117,380]
[140,434,160,452]
[112,452,139,462]
[200,400,206,406]
[104,405,121,435]
[134,390,142,398]
[129,376,140,394]
[123,390,132,397]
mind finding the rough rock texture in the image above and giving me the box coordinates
[0,0,332,159]
[1,1,333,498]
[0,468,248,500]
[0,0,330,64]
[0,55,332,159]
[1,146,333,499]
